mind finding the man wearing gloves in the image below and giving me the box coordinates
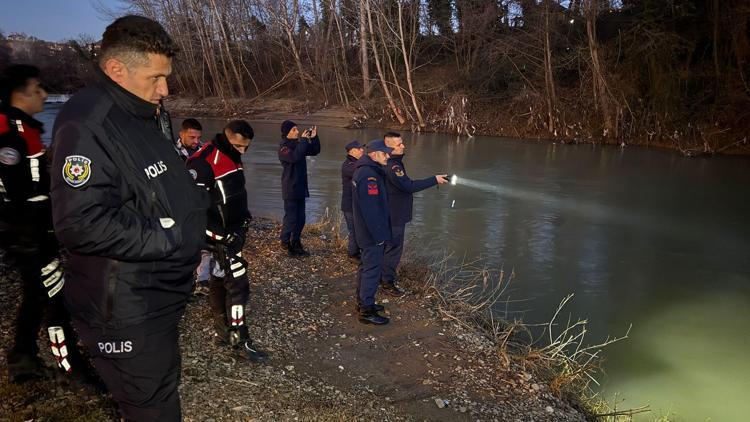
[187,120,268,363]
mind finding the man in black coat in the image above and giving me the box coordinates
[187,120,268,363]
[278,120,321,256]
[381,132,448,296]
[50,16,206,421]
[340,140,364,261]
[352,140,393,325]
[0,64,97,386]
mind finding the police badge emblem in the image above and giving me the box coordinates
[62,155,92,188]
[392,165,404,177]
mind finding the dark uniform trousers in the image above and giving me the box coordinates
[281,198,306,243]
[342,211,358,257]
[74,314,183,422]
[357,244,385,306]
[208,246,250,327]
[382,224,406,284]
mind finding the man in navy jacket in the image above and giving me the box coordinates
[352,140,393,325]
[278,120,321,256]
[382,132,448,296]
[340,140,364,261]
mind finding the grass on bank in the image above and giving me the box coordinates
[311,208,660,421]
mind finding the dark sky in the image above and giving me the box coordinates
[0,0,122,42]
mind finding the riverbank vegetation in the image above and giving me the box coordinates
[2,1,748,155]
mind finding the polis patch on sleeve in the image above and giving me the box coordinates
[62,155,92,188]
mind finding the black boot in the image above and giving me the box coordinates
[7,352,51,383]
[281,240,294,256]
[291,239,309,257]
[358,306,389,325]
[212,315,231,346]
[355,302,384,313]
[380,281,405,297]
[231,326,269,363]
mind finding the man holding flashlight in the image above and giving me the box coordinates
[381,132,448,296]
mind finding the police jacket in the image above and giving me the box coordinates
[384,154,437,227]
[278,134,321,200]
[50,70,207,329]
[0,106,52,235]
[340,154,357,212]
[186,133,250,241]
[352,156,390,247]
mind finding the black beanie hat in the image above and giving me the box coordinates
[281,120,296,137]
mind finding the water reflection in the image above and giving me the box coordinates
[39,107,750,420]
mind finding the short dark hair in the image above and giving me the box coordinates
[0,64,40,106]
[99,15,177,67]
[225,120,254,140]
[181,118,202,131]
[383,131,401,140]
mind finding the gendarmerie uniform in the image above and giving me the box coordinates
[278,121,320,254]
[50,69,206,421]
[382,154,437,288]
[0,105,88,381]
[351,140,392,324]
[340,140,363,259]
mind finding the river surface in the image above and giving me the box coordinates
[42,103,750,420]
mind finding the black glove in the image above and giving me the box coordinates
[225,229,247,255]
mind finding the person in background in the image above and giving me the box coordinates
[381,132,448,297]
[340,140,364,262]
[50,16,206,420]
[278,120,321,257]
[187,120,268,363]
[176,118,202,160]
[0,64,100,389]
[351,140,393,325]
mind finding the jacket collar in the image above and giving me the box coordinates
[1,106,44,133]
[346,154,358,162]
[213,133,243,163]
[356,155,385,172]
[388,154,404,165]
[95,66,158,120]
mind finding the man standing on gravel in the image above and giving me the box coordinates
[278,120,321,256]
[187,120,268,363]
[381,132,448,297]
[340,140,364,262]
[352,140,393,325]
[50,16,206,421]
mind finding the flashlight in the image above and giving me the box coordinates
[447,174,458,185]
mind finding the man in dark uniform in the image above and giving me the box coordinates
[382,132,448,296]
[352,140,393,325]
[186,120,268,363]
[278,120,321,256]
[0,64,96,385]
[50,16,206,421]
[340,140,364,261]
[175,118,203,160]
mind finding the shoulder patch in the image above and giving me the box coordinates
[62,155,92,188]
[280,146,290,155]
[188,169,198,180]
[392,164,404,177]
[367,176,377,181]
[0,147,21,165]
[367,181,379,195]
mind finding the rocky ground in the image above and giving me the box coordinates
[1,218,587,421]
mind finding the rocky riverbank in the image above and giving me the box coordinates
[1,218,588,421]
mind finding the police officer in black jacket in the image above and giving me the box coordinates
[278,120,321,256]
[352,140,393,325]
[382,132,448,296]
[0,65,97,386]
[340,140,364,261]
[50,16,206,421]
[187,120,268,363]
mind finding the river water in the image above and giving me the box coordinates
[43,103,750,420]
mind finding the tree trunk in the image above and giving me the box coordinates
[359,0,372,98]
[366,0,406,123]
